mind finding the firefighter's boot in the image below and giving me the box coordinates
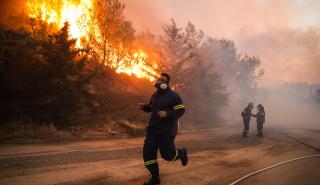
[143,175,160,185]
[180,148,188,166]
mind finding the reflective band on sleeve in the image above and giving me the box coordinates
[174,104,185,110]
[144,159,157,166]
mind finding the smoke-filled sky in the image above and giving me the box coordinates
[123,0,320,86]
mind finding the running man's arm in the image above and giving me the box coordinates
[166,93,185,120]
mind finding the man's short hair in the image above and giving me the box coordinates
[160,73,171,83]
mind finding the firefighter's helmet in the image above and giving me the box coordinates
[257,104,264,110]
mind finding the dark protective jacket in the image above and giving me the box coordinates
[256,109,265,124]
[241,106,252,121]
[142,88,185,128]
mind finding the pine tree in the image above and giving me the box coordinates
[159,20,228,124]
[0,23,89,128]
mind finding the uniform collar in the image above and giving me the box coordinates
[156,87,171,94]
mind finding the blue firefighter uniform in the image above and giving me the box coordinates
[256,106,265,137]
[241,105,253,137]
[141,87,186,180]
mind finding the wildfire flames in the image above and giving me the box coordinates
[26,0,157,81]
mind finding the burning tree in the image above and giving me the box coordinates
[0,0,264,134]
[0,0,157,131]
[26,0,158,80]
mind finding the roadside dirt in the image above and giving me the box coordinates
[0,125,319,185]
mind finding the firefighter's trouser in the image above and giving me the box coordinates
[143,126,181,176]
[242,119,250,136]
[257,122,264,134]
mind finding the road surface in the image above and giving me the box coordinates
[0,126,319,185]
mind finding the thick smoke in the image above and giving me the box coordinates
[239,27,320,85]
[122,0,320,85]
[253,83,320,129]
[122,0,320,130]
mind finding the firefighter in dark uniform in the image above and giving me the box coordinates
[254,104,265,137]
[241,102,254,137]
[138,73,188,185]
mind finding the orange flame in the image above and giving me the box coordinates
[26,0,158,81]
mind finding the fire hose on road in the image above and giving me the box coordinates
[228,154,320,185]
[228,135,320,185]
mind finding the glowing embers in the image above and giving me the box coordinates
[115,51,158,81]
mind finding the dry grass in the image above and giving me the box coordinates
[0,119,145,143]
[0,120,58,141]
[108,120,145,137]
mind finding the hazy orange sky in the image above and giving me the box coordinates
[123,0,320,86]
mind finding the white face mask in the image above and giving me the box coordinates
[160,83,168,89]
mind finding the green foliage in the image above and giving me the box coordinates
[0,23,89,128]
[0,18,150,132]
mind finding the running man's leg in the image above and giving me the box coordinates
[143,131,159,177]
[157,127,188,166]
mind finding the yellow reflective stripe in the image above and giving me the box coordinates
[174,105,184,109]
[145,160,157,166]
[144,159,157,166]
[174,104,185,110]
[172,149,178,161]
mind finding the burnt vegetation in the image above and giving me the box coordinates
[0,0,262,139]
